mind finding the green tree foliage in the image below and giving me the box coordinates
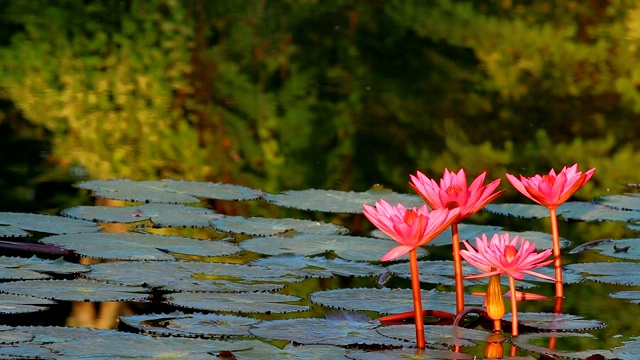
[2,0,640,196]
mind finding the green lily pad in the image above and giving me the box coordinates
[310,288,483,315]
[0,279,148,302]
[62,203,223,227]
[510,332,614,359]
[503,312,605,331]
[167,292,309,313]
[345,348,477,359]
[484,203,551,219]
[377,324,490,347]
[0,293,55,314]
[39,232,240,260]
[373,223,504,247]
[239,233,426,262]
[611,336,640,359]
[594,194,640,212]
[564,262,640,286]
[0,212,100,235]
[263,188,424,213]
[210,216,349,236]
[0,225,29,238]
[0,256,89,280]
[578,238,640,260]
[485,201,640,222]
[120,311,260,338]
[249,313,406,347]
[249,255,386,278]
[86,260,304,292]
[609,290,640,304]
[76,179,264,204]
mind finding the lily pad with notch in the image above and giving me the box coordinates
[510,332,615,359]
[210,216,349,236]
[239,233,426,262]
[39,232,240,260]
[249,254,386,278]
[167,292,309,314]
[76,179,264,204]
[503,312,605,331]
[0,212,100,235]
[263,187,425,213]
[119,311,261,338]
[85,260,306,292]
[575,238,640,260]
[0,278,149,302]
[62,203,223,228]
[376,324,490,347]
[564,261,640,286]
[310,288,483,315]
[0,256,89,280]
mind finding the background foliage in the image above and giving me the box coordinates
[2,0,640,202]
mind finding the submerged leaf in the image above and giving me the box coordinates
[39,232,240,260]
[210,216,349,236]
[167,292,309,313]
[0,279,149,302]
[263,188,424,213]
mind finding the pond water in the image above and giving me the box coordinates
[3,1,640,359]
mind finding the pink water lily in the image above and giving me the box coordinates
[505,163,595,210]
[362,200,460,261]
[460,233,554,281]
[409,168,505,314]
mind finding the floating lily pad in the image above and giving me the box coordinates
[86,261,302,292]
[39,232,240,260]
[611,336,640,359]
[345,348,477,359]
[249,255,386,278]
[120,311,260,338]
[0,212,100,235]
[503,312,605,331]
[263,188,424,213]
[577,238,640,260]
[0,279,148,302]
[377,324,489,347]
[0,256,89,280]
[484,203,551,219]
[485,201,636,222]
[310,288,482,315]
[373,223,504,247]
[76,179,264,204]
[210,216,349,236]
[0,225,29,238]
[564,262,640,286]
[239,233,426,262]
[249,313,406,347]
[609,290,640,304]
[510,332,614,359]
[62,203,223,227]
[0,293,55,314]
[594,194,640,212]
[167,292,309,313]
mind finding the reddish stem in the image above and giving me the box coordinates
[378,309,455,323]
[409,249,426,348]
[451,222,465,314]
[549,207,564,298]
[508,276,519,337]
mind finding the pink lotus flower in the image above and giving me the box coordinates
[460,233,554,281]
[410,168,505,220]
[505,163,595,209]
[362,200,460,261]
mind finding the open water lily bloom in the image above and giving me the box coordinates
[362,200,460,261]
[460,233,554,281]
[409,168,505,220]
[505,163,595,209]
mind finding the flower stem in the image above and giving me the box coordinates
[409,249,426,348]
[451,222,465,315]
[549,207,564,298]
[508,276,519,337]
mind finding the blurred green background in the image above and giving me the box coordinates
[1,0,640,211]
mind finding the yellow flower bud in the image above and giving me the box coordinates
[485,274,505,321]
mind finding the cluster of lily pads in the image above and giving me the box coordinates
[0,177,639,358]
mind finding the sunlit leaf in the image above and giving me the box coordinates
[39,232,240,260]
[249,315,406,346]
[239,233,426,262]
[0,256,89,280]
[564,262,640,286]
[263,188,424,213]
[310,288,483,315]
[167,292,309,313]
[510,332,614,359]
[76,179,265,204]
[63,203,223,227]
[210,216,349,236]
[0,293,55,314]
[120,311,260,338]
[345,348,477,359]
[0,212,100,234]
[85,260,302,292]
[377,324,489,347]
[503,312,605,331]
[0,279,148,302]
[249,254,386,278]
